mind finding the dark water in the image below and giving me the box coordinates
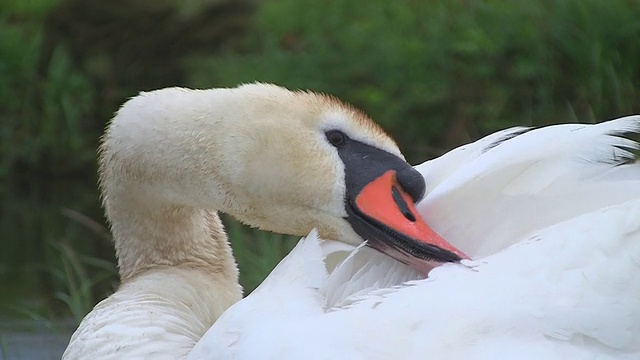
[0,320,74,359]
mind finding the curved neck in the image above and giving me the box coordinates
[106,199,238,282]
[100,88,243,282]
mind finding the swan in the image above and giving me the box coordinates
[62,83,465,359]
[189,116,640,359]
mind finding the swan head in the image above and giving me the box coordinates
[104,83,465,271]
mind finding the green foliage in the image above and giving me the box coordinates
[0,0,59,19]
[49,241,116,323]
[0,4,96,177]
[187,0,640,162]
[224,217,297,294]
[2,0,640,322]
[0,334,6,359]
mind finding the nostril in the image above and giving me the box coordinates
[392,186,416,222]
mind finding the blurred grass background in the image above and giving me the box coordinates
[0,0,639,330]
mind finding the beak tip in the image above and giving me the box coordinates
[349,169,467,267]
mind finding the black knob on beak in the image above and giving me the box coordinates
[396,167,426,203]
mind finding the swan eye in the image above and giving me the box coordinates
[326,130,347,148]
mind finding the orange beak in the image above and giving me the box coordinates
[347,170,468,268]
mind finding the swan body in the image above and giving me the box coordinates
[417,117,640,257]
[64,84,455,358]
[192,200,640,360]
[189,116,640,359]
[65,267,240,359]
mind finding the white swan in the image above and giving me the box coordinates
[63,83,464,359]
[190,116,640,359]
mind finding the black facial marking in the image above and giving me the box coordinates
[334,139,426,204]
[336,138,462,263]
[392,186,416,222]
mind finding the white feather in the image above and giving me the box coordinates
[191,200,640,360]
[65,268,239,360]
[190,116,640,359]
[418,115,640,257]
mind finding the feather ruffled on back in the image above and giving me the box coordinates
[190,116,640,360]
[417,115,640,257]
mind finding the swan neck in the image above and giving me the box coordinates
[100,89,242,282]
[105,198,238,283]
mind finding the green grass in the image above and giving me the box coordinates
[186,0,640,162]
[0,333,7,359]
[225,217,298,294]
[1,0,640,322]
[0,0,59,18]
[0,2,96,177]
[6,209,296,323]
[5,211,298,324]
[49,242,117,323]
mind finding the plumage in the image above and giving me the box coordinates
[418,116,640,257]
[63,83,447,359]
[189,116,640,359]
